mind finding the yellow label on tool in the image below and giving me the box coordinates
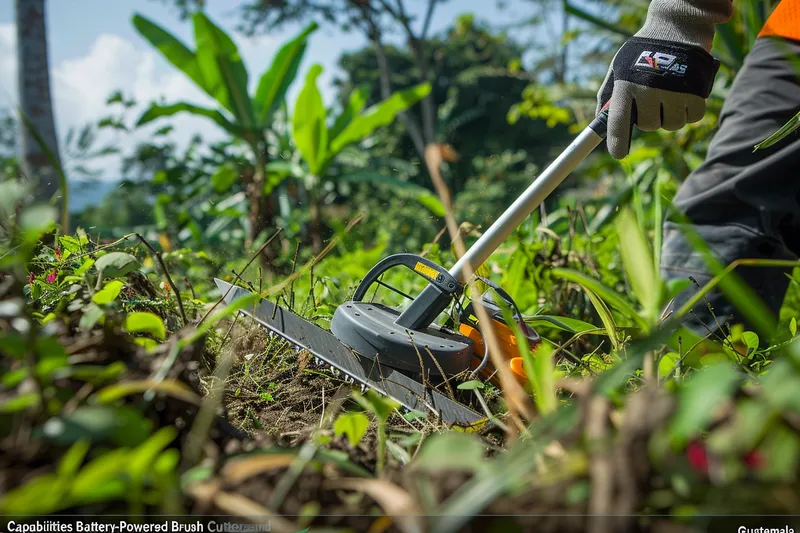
[414,261,439,280]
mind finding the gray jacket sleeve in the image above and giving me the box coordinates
[635,0,734,52]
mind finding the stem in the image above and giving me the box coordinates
[246,142,267,248]
[358,2,427,158]
[196,228,282,326]
[376,420,386,476]
[308,181,323,254]
[135,233,187,326]
[385,0,437,143]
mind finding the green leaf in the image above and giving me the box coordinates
[336,171,445,215]
[758,425,800,481]
[292,64,329,175]
[254,21,318,125]
[403,410,428,422]
[57,440,91,478]
[333,412,369,447]
[669,364,739,446]
[755,110,800,151]
[413,432,488,474]
[192,12,254,128]
[353,389,400,423]
[95,252,140,278]
[524,315,599,334]
[2,368,27,388]
[128,426,178,483]
[69,448,129,505]
[457,380,485,391]
[415,193,446,217]
[791,317,797,337]
[154,448,180,475]
[124,312,166,340]
[742,331,760,353]
[136,101,238,135]
[59,235,83,253]
[551,267,647,329]
[658,351,681,380]
[132,14,207,96]
[0,473,68,514]
[211,165,238,192]
[92,280,124,305]
[59,361,127,385]
[41,405,152,447]
[707,399,772,456]
[134,337,159,351]
[79,303,104,330]
[0,393,39,413]
[585,287,621,351]
[330,85,369,139]
[19,204,57,233]
[330,82,431,156]
[75,257,94,276]
[616,207,657,325]
[94,379,200,405]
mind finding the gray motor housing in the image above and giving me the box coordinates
[330,301,474,376]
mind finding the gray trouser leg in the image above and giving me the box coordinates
[661,36,800,335]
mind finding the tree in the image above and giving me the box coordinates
[15,0,65,229]
[234,0,451,160]
[131,12,317,256]
[333,15,572,195]
[291,64,436,252]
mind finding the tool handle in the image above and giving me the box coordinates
[448,110,608,282]
[352,253,461,302]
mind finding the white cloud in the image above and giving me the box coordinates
[0,26,234,181]
[53,33,228,180]
[0,21,344,183]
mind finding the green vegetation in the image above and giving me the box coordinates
[3,1,800,531]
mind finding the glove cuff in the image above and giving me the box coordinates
[635,0,733,52]
[613,37,720,98]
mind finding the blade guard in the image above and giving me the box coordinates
[330,253,474,376]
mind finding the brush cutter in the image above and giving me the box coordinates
[215,111,609,427]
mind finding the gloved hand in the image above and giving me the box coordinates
[597,0,733,159]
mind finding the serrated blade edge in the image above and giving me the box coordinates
[213,278,485,427]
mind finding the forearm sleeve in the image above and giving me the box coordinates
[635,0,734,51]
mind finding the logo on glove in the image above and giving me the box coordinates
[634,51,687,75]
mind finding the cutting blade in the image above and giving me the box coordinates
[214,278,485,427]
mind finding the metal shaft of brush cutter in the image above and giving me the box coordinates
[395,112,607,330]
[449,113,608,282]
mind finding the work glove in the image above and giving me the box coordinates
[597,0,733,159]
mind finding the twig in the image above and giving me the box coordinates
[425,346,455,401]
[289,241,300,311]
[134,233,186,326]
[220,314,239,346]
[424,144,533,431]
[184,276,196,300]
[587,396,612,533]
[182,341,235,469]
[473,389,509,433]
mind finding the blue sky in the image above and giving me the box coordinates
[0,0,536,181]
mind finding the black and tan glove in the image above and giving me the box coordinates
[597,0,733,159]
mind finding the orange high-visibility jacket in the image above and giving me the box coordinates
[759,0,800,40]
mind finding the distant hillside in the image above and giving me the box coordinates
[68,180,120,213]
